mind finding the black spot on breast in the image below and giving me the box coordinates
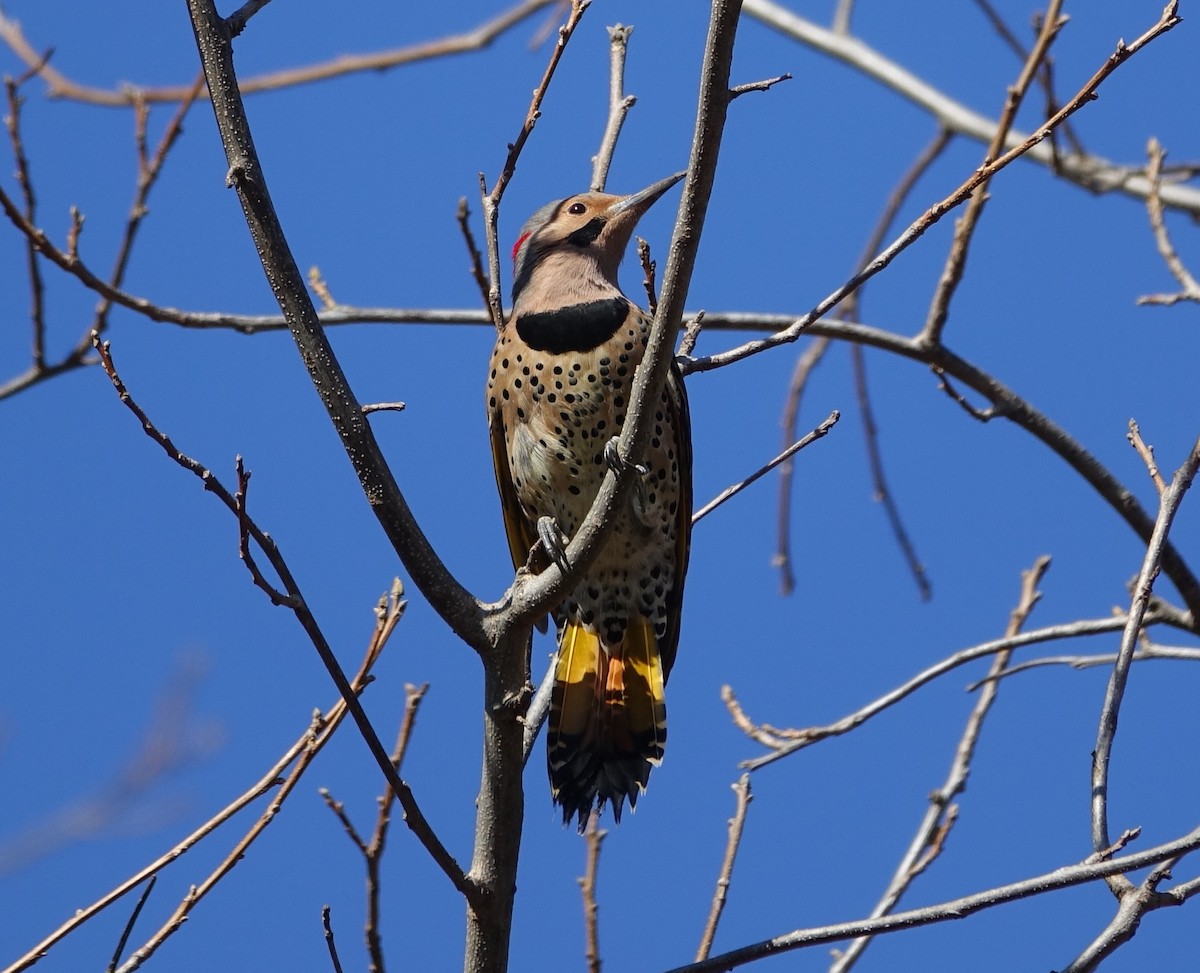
[516,298,629,354]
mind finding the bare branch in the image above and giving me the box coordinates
[852,345,931,600]
[741,0,1198,215]
[1091,435,1200,894]
[729,609,1173,770]
[5,589,399,973]
[829,556,1050,971]
[105,877,157,973]
[919,0,1066,347]
[696,775,753,961]
[1128,419,1167,495]
[693,411,839,524]
[577,812,605,973]
[1136,137,1200,306]
[322,906,346,973]
[0,1,561,106]
[664,822,1200,973]
[456,197,493,316]
[481,0,592,329]
[93,333,471,904]
[728,72,791,100]
[591,23,636,192]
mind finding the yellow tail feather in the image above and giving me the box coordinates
[547,617,668,829]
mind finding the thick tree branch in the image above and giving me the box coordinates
[182,0,486,656]
[664,822,1200,973]
[741,0,1197,215]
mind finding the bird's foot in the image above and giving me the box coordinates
[603,437,647,478]
[537,516,571,575]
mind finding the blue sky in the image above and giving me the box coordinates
[3,2,1199,971]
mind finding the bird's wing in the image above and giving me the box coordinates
[489,408,536,572]
[660,361,693,679]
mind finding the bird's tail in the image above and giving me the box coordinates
[547,617,668,830]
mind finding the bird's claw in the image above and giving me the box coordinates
[537,516,571,575]
[604,437,647,478]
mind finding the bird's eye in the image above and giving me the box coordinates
[568,202,587,215]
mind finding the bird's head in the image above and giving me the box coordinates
[510,171,685,309]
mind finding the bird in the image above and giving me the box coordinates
[486,171,692,829]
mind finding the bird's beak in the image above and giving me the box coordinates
[602,170,687,223]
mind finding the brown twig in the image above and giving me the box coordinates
[480,0,592,329]
[104,876,157,973]
[457,197,493,315]
[971,0,1085,165]
[3,72,46,368]
[688,3,1182,378]
[1127,419,1167,495]
[726,607,1175,771]
[308,266,337,309]
[931,364,1002,421]
[5,589,401,973]
[695,775,752,961]
[1137,138,1200,307]
[591,23,636,192]
[322,906,346,973]
[93,332,470,902]
[728,72,791,100]
[665,823,1200,973]
[919,0,1065,348]
[678,311,705,358]
[772,336,831,594]
[0,1,559,106]
[741,0,1200,215]
[577,811,605,973]
[637,237,658,314]
[828,555,1051,971]
[851,345,932,601]
[0,72,203,401]
[1091,436,1200,900]
[366,682,428,973]
[693,411,839,524]
[775,129,949,596]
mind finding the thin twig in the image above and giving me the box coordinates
[919,0,1065,348]
[1137,138,1200,306]
[578,811,605,973]
[1091,435,1200,896]
[775,129,950,595]
[740,0,1199,215]
[726,608,1173,770]
[728,72,791,99]
[688,2,1183,377]
[0,1,560,106]
[1127,419,1167,495]
[693,411,839,524]
[3,73,46,369]
[591,23,635,192]
[457,197,492,315]
[104,876,157,973]
[6,589,400,973]
[322,906,345,973]
[695,775,752,961]
[93,333,471,902]
[663,822,1200,973]
[773,336,831,594]
[481,0,591,328]
[226,0,273,37]
[365,681,428,973]
[851,345,931,600]
[828,556,1050,972]
[637,237,658,314]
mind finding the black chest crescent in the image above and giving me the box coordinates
[515,297,629,354]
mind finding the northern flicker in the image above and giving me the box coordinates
[486,171,691,828]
